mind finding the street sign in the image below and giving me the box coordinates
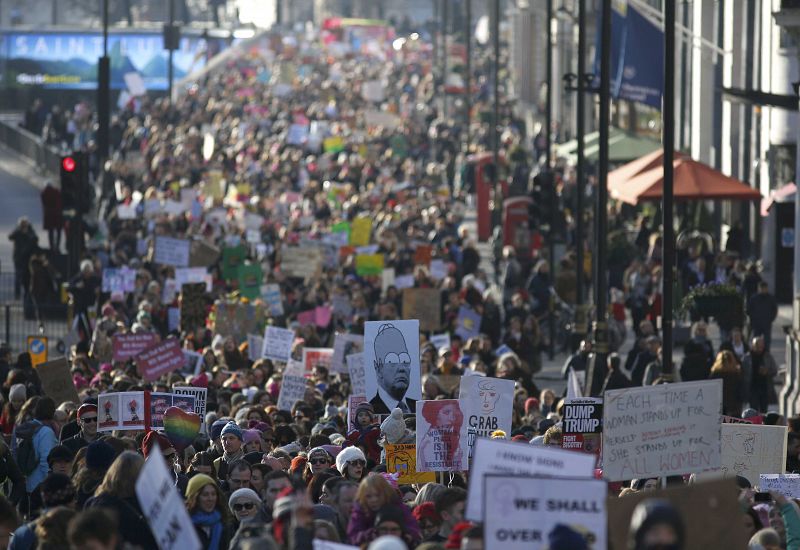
[27,336,48,368]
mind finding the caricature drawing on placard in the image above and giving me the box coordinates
[367,322,418,414]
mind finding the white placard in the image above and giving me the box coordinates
[332,333,364,374]
[347,353,366,396]
[416,399,469,472]
[760,474,800,498]
[247,334,264,362]
[175,268,212,291]
[117,203,138,219]
[313,540,358,550]
[429,333,451,351]
[136,451,202,550]
[395,274,414,289]
[458,376,515,440]
[124,72,147,96]
[102,267,136,293]
[465,438,596,521]
[602,380,723,481]
[483,476,607,550]
[363,320,422,415]
[429,259,448,281]
[154,236,191,267]
[262,326,294,363]
[262,284,284,316]
[362,80,385,102]
[277,366,307,412]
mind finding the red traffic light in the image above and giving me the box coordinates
[61,157,76,172]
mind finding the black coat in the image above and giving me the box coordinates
[85,493,157,548]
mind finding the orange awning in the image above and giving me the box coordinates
[608,150,761,205]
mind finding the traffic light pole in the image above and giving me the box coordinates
[546,0,555,360]
[168,0,175,105]
[464,0,472,150]
[97,0,110,162]
[662,0,675,375]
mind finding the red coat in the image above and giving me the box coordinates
[343,426,382,463]
[41,185,63,230]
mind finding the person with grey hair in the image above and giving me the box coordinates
[9,216,39,300]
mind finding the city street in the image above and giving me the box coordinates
[0,147,45,272]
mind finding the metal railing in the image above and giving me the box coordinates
[0,119,62,176]
[1,302,70,356]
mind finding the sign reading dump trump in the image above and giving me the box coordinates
[483,476,607,550]
[602,380,722,481]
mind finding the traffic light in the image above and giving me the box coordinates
[60,152,89,216]
[530,171,555,234]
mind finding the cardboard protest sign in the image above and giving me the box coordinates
[175,267,212,291]
[465,438,596,522]
[429,333,451,351]
[154,236,191,267]
[386,443,437,484]
[416,400,469,472]
[297,306,332,328]
[455,305,482,340]
[180,283,207,332]
[152,393,195,431]
[602,380,723,481]
[716,424,787,486]
[277,364,308,412]
[36,357,79,405]
[173,386,208,434]
[102,267,136,293]
[364,110,401,129]
[413,245,433,266]
[395,274,414,289]
[607,479,746,550]
[247,334,263,362]
[323,136,345,153]
[401,289,441,332]
[303,348,334,373]
[332,334,363,374]
[113,333,160,362]
[136,451,202,550]
[237,264,262,300]
[222,245,247,281]
[262,326,295,363]
[180,350,203,377]
[458,376,514,442]
[136,339,186,382]
[355,253,384,276]
[760,474,800,498]
[261,284,284,316]
[362,80,385,102]
[347,353,366,396]
[561,397,603,456]
[429,259,448,281]
[189,239,221,268]
[99,391,146,431]
[213,302,264,340]
[364,320,422,415]
[281,247,323,279]
[483,476,607,550]
[349,218,372,247]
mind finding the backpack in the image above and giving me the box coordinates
[15,420,42,476]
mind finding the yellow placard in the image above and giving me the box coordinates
[355,253,384,276]
[349,217,372,247]
[27,336,48,368]
[386,443,436,484]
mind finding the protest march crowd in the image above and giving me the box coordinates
[0,17,795,550]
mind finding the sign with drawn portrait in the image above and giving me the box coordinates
[363,320,422,415]
[458,376,514,441]
[415,399,469,472]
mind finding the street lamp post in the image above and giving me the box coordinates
[662,0,676,375]
[97,0,110,162]
[465,0,472,150]
[586,0,611,397]
[492,0,500,210]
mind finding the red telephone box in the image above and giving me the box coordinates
[503,197,533,260]
[466,152,507,242]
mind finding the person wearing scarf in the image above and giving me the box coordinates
[186,474,232,550]
[212,422,245,481]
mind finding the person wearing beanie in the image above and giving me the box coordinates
[380,408,414,447]
[344,402,382,463]
[62,404,99,455]
[213,421,245,481]
[0,383,26,437]
[208,418,230,458]
[242,429,262,453]
[367,535,409,550]
[186,474,232,550]
[335,446,367,481]
[373,506,413,546]
[85,440,116,472]
[141,430,174,459]
[47,445,74,476]
[228,487,264,523]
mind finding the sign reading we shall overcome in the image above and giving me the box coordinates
[602,380,722,481]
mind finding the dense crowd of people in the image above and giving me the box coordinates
[1,18,795,550]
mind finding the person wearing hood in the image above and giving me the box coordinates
[628,499,686,550]
[213,422,245,481]
[344,402,381,464]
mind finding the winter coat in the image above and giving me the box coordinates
[40,185,63,230]
[85,493,158,549]
[347,501,420,546]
